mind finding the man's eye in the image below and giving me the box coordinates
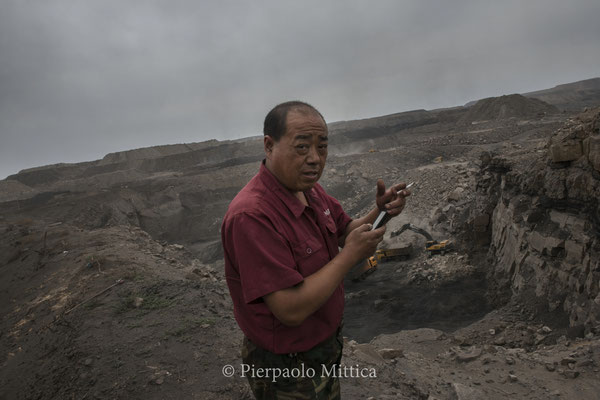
[296,145,308,150]
[319,144,328,149]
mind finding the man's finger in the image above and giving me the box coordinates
[387,205,405,216]
[388,189,411,201]
[385,195,407,209]
[391,182,407,193]
[388,196,407,207]
[372,224,386,235]
[376,179,386,197]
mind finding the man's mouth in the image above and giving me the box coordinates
[302,171,319,179]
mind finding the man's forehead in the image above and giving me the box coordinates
[286,109,327,134]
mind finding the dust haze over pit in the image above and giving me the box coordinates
[1,0,600,179]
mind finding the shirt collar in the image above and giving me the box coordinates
[258,160,306,218]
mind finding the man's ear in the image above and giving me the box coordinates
[264,135,275,158]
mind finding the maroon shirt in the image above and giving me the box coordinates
[221,161,352,354]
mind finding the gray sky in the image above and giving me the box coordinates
[1,0,599,179]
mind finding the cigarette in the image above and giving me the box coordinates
[396,182,414,194]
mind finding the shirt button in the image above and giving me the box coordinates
[306,248,312,254]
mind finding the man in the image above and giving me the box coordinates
[221,101,410,399]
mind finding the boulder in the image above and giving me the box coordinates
[353,344,386,365]
[447,187,465,202]
[550,140,583,163]
[377,348,404,359]
[455,346,482,363]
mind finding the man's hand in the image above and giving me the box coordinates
[342,223,386,264]
[264,223,385,327]
[338,179,411,247]
[376,179,411,217]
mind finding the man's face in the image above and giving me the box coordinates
[265,109,328,194]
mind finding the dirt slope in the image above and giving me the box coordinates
[524,77,600,111]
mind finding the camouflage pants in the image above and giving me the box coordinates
[241,328,343,400]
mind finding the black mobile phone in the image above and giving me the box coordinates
[372,211,393,230]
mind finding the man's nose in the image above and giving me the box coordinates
[306,144,319,163]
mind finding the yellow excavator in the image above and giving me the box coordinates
[352,244,413,282]
[351,224,451,281]
[391,223,452,257]
[351,245,413,281]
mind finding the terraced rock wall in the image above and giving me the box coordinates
[467,108,600,335]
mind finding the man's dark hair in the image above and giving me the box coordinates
[263,101,325,141]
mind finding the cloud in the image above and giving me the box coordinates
[1,0,599,178]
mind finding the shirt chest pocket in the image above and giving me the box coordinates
[325,217,337,236]
[291,237,327,276]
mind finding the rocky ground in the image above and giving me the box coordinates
[1,90,600,399]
